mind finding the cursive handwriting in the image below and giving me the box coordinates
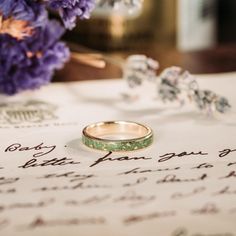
[213,186,236,196]
[123,210,176,225]
[192,163,214,169]
[114,191,156,207]
[158,151,208,162]
[1,146,236,234]
[65,195,111,206]
[18,157,80,169]
[34,182,111,192]
[0,188,16,194]
[228,162,236,166]
[172,228,233,236]
[156,173,207,184]
[119,166,180,175]
[21,216,106,230]
[5,142,56,157]
[38,171,95,182]
[123,177,147,187]
[0,177,19,186]
[65,191,156,208]
[90,152,151,167]
[171,186,206,199]
[0,199,54,213]
[220,171,236,179]
[191,203,219,215]
[219,148,236,158]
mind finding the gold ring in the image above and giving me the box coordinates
[82,121,153,152]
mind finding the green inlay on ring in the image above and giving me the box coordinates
[82,133,153,152]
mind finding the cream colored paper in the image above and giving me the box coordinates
[0,73,236,236]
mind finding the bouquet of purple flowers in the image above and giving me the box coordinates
[0,0,95,95]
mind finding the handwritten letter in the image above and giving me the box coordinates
[0,75,236,236]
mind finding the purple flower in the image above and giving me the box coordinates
[0,0,47,27]
[0,20,70,95]
[47,0,95,29]
[0,0,95,95]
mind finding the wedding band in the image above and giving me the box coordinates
[82,121,153,152]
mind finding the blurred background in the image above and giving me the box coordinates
[56,0,236,81]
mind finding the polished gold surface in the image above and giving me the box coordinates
[83,121,152,141]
